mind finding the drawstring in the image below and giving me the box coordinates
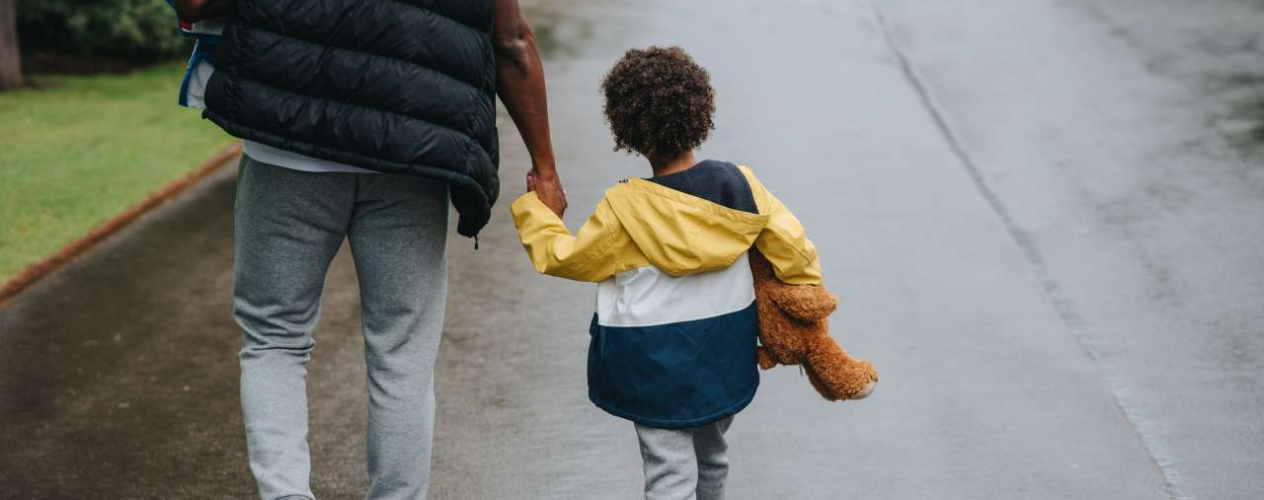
[474,235,480,250]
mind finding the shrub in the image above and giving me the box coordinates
[17,0,189,59]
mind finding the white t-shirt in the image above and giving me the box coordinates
[186,61,377,174]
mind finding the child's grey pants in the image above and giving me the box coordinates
[635,417,734,500]
[233,155,449,500]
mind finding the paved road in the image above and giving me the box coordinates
[1,0,1260,499]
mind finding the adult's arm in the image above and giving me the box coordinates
[172,0,235,22]
[493,0,567,217]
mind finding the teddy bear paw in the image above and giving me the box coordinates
[756,347,778,370]
[851,379,877,400]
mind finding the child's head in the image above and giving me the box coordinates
[600,46,715,164]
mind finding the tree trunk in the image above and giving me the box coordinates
[0,0,23,90]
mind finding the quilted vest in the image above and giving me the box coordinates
[205,0,499,237]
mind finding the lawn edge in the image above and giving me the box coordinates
[0,141,243,307]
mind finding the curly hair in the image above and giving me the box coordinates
[600,46,716,162]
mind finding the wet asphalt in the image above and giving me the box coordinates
[1,0,1261,499]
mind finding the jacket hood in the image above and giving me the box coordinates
[603,178,771,277]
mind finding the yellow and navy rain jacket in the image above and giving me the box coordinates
[511,161,821,429]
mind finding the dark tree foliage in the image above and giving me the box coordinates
[17,0,188,59]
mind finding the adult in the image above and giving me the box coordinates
[174,0,566,498]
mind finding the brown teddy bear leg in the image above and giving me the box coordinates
[803,334,879,401]
[803,363,841,401]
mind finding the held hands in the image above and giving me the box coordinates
[526,170,568,218]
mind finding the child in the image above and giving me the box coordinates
[510,46,822,500]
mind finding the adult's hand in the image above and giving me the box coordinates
[527,169,567,217]
[494,0,565,217]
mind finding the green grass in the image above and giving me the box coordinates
[0,62,234,282]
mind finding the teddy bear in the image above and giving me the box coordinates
[749,251,879,401]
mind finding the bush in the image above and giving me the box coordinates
[17,0,189,59]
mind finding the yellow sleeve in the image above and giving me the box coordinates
[510,191,631,283]
[740,167,823,285]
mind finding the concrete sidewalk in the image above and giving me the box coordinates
[2,0,1259,499]
[447,0,1163,498]
[876,0,1264,497]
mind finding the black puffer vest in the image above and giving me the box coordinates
[205,0,499,237]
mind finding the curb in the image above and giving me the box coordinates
[0,141,243,307]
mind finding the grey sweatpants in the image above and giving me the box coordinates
[233,155,449,500]
[635,417,734,500]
